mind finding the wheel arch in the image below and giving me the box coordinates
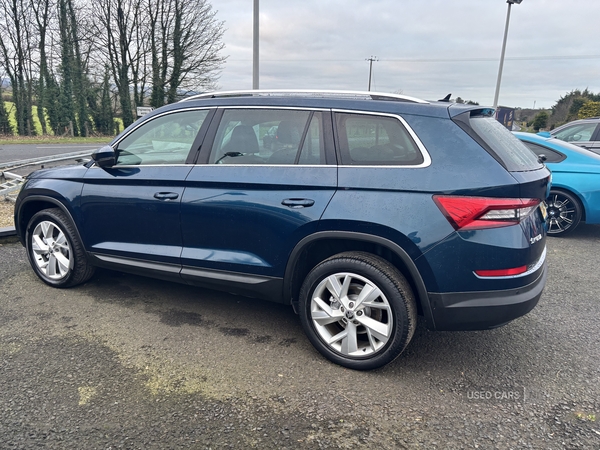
[549,186,586,221]
[16,196,84,248]
[284,231,435,329]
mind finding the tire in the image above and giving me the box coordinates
[25,208,95,288]
[299,251,417,370]
[547,189,582,236]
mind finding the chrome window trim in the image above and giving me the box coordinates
[184,164,334,168]
[88,164,192,169]
[332,108,432,169]
[99,106,432,169]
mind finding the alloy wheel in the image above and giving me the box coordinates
[30,220,73,280]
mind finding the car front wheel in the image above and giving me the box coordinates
[26,208,95,287]
[299,251,417,370]
[547,190,582,236]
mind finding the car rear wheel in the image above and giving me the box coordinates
[547,190,582,236]
[26,208,95,287]
[299,251,417,370]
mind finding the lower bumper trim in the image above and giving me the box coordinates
[427,262,547,331]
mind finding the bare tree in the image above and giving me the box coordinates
[1,0,226,135]
[92,0,138,127]
[0,0,36,135]
[30,0,56,135]
[147,0,225,107]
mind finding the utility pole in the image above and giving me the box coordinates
[366,56,378,91]
[252,0,259,89]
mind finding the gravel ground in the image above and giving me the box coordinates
[1,227,599,449]
[0,198,15,227]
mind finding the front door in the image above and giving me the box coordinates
[80,109,213,269]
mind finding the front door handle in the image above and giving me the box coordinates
[282,198,315,208]
[154,192,179,200]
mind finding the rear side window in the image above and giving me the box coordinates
[467,114,543,172]
[522,142,566,163]
[208,109,325,165]
[335,112,424,166]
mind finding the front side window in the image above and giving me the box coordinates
[209,109,324,165]
[553,123,597,143]
[115,109,209,165]
[336,112,424,166]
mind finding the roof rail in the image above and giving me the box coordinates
[180,89,429,104]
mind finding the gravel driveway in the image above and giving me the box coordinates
[1,228,599,449]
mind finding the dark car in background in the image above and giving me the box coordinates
[14,90,550,370]
[539,117,600,153]
[516,131,600,235]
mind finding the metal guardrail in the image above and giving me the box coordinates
[0,150,92,171]
[0,150,92,196]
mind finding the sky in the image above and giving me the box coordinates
[212,0,600,109]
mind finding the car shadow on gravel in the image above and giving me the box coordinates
[79,267,304,349]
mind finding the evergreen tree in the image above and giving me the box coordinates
[58,0,76,135]
[0,87,14,135]
[533,111,549,132]
[97,69,114,135]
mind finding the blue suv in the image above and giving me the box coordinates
[14,90,550,370]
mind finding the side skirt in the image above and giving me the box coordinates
[88,252,285,303]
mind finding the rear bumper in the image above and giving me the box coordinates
[427,261,547,331]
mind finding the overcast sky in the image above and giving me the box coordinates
[213,0,600,109]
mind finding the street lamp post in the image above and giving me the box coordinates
[493,0,523,109]
[252,0,259,89]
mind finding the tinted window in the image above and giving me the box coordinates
[336,113,424,165]
[469,116,543,172]
[553,123,597,142]
[522,142,566,163]
[209,109,324,165]
[115,110,209,165]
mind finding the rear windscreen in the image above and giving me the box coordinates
[468,115,543,172]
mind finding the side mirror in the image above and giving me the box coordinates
[536,131,551,138]
[91,145,116,168]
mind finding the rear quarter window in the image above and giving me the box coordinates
[522,142,566,163]
[468,115,543,172]
[453,109,544,172]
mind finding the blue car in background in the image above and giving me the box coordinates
[515,132,600,235]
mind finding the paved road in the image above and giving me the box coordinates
[0,143,107,164]
[1,228,599,449]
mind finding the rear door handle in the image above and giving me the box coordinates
[154,192,179,200]
[282,198,315,208]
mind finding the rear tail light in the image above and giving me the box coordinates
[433,195,540,230]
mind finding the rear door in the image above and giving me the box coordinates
[179,107,337,292]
